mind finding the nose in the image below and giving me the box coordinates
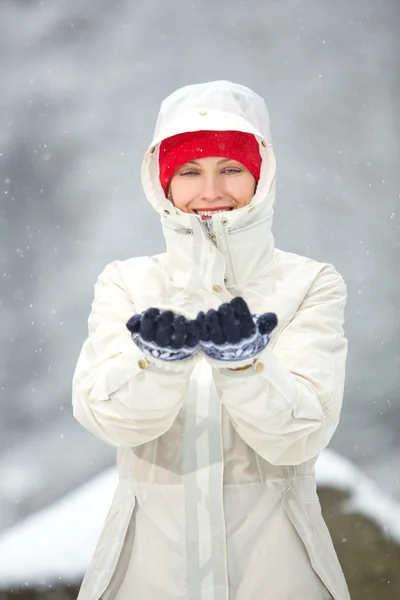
[199,173,224,203]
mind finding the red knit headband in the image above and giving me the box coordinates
[158,130,261,195]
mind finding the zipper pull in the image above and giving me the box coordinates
[203,218,217,246]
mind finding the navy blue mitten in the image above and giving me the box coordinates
[195,297,277,363]
[126,308,200,362]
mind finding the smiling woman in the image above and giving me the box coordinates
[72,80,349,600]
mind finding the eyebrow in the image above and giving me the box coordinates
[186,158,235,166]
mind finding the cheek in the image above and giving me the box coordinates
[169,179,196,209]
[227,178,255,204]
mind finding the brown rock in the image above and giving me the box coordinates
[319,486,400,599]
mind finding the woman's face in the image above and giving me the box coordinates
[168,156,256,217]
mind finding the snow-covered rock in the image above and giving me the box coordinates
[0,468,117,588]
[316,449,400,543]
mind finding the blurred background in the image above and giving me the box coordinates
[0,0,399,596]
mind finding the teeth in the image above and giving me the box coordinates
[196,209,230,216]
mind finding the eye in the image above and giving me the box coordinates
[179,170,199,177]
[222,168,242,175]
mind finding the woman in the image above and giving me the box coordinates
[72,80,350,600]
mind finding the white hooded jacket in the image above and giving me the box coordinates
[72,81,350,600]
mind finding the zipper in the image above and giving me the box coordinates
[202,218,218,247]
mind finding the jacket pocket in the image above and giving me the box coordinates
[77,479,137,600]
[282,480,350,600]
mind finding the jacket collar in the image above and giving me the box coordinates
[159,179,276,295]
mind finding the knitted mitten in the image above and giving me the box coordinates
[127,308,200,362]
[195,297,277,363]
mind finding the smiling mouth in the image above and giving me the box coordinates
[193,207,234,217]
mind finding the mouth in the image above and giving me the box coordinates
[193,207,234,218]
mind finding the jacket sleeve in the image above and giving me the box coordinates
[212,265,348,466]
[72,261,197,447]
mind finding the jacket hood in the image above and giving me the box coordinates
[141,81,276,224]
[141,81,277,289]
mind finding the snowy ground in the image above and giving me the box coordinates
[0,450,400,589]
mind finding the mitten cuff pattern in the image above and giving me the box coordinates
[199,315,271,363]
[131,332,198,362]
